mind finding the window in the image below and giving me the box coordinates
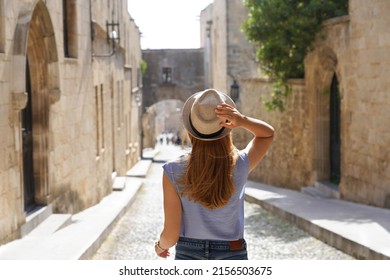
[0,0,4,53]
[95,86,100,157]
[95,84,104,157]
[125,114,129,151]
[100,84,105,150]
[116,81,124,129]
[162,67,172,84]
[63,0,78,58]
[120,80,124,125]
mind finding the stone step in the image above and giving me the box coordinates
[301,186,327,198]
[21,205,53,237]
[315,181,340,199]
[112,176,126,191]
[142,148,160,159]
[28,214,72,237]
[126,159,152,178]
[301,181,340,199]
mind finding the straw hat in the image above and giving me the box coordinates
[182,89,235,141]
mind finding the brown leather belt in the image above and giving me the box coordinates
[178,237,245,251]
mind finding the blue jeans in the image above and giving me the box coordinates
[175,237,248,260]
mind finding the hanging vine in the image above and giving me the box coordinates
[242,0,348,111]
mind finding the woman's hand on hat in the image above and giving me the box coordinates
[215,103,243,129]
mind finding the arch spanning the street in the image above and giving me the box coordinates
[142,99,185,149]
[12,0,61,209]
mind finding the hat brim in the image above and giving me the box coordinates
[182,89,236,141]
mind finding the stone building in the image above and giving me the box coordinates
[141,49,205,148]
[200,0,258,95]
[201,0,390,209]
[0,0,142,244]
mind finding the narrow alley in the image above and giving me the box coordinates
[92,144,353,260]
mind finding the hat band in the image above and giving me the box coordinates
[189,114,225,139]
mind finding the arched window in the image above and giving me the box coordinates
[329,73,341,184]
[0,0,4,53]
[63,0,78,58]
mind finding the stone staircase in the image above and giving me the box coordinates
[301,181,340,199]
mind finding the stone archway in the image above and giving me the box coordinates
[142,99,185,149]
[329,73,341,184]
[306,46,341,185]
[12,0,61,210]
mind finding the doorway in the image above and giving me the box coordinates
[22,58,36,212]
[329,74,341,185]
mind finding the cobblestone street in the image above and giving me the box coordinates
[92,145,354,260]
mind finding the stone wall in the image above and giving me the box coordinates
[226,0,258,85]
[209,0,228,92]
[142,49,205,108]
[303,2,390,208]
[339,1,390,207]
[234,2,390,209]
[233,79,313,189]
[0,0,142,244]
[202,0,258,94]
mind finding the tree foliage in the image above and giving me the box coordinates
[140,59,148,75]
[242,0,348,111]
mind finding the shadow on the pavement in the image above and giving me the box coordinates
[244,203,309,244]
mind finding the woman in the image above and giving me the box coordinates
[154,88,274,260]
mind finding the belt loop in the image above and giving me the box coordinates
[205,240,210,259]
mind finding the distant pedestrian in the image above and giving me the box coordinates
[154,89,274,260]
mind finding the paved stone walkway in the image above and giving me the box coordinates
[92,146,354,260]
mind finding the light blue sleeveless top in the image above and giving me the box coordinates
[162,150,250,241]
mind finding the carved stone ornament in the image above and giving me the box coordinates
[12,91,28,110]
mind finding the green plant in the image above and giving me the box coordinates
[140,59,147,75]
[242,0,348,111]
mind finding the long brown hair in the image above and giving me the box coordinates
[178,133,237,210]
